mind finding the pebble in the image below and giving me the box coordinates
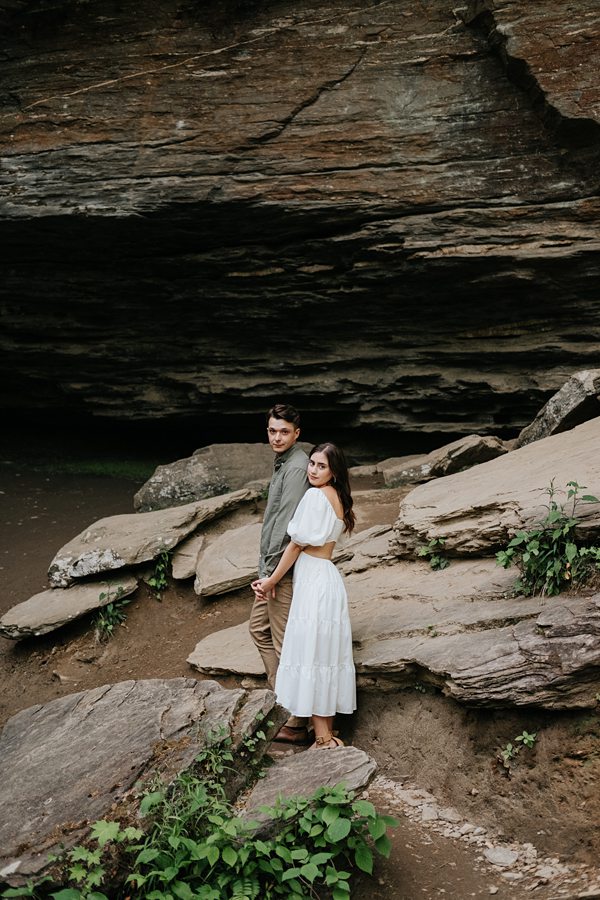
[536,865,562,879]
[484,847,519,867]
[369,775,598,897]
[421,805,439,821]
[439,806,462,823]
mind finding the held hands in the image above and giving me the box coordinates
[251,577,276,602]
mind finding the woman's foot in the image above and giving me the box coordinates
[312,732,344,749]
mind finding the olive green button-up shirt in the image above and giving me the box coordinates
[258,443,310,578]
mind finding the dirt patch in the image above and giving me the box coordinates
[352,690,600,862]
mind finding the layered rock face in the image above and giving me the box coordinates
[1,0,599,435]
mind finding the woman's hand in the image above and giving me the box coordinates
[251,576,276,602]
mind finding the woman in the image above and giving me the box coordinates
[251,442,356,749]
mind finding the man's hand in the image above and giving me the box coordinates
[251,577,276,602]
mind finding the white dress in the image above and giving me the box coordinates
[275,488,357,718]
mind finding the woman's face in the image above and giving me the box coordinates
[308,451,333,487]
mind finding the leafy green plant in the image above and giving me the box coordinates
[496,480,600,596]
[147,550,171,601]
[515,730,537,749]
[240,713,273,771]
[37,735,397,900]
[417,537,449,570]
[498,730,537,774]
[93,587,129,641]
[1,880,50,898]
[127,778,397,900]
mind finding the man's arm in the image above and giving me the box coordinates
[262,464,308,576]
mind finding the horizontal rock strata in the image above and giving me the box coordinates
[189,563,600,708]
[1,1,599,434]
[391,418,600,557]
[355,593,600,709]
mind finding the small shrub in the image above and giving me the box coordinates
[417,538,449,570]
[93,587,129,642]
[496,480,600,596]
[497,730,537,775]
[148,550,171,601]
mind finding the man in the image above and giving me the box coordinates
[249,402,310,743]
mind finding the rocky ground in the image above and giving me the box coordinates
[2,456,600,899]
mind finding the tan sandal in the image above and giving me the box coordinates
[313,732,344,749]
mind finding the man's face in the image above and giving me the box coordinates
[267,417,300,454]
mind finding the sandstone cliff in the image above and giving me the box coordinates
[1,0,599,435]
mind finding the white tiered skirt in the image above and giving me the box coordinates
[275,552,356,718]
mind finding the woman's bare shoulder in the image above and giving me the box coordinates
[320,485,343,518]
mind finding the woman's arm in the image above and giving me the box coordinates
[251,540,303,601]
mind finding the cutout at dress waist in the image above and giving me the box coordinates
[303,542,336,561]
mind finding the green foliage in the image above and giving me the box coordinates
[515,730,537,749]
[498,730,537,774]
[32,735,397,900]
[496,480,600,596]
[1,881,50,898]
[93,586,129,641]
[417,538,449,571]
[148,550,171,601]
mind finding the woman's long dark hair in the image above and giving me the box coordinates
[310,442,355,534]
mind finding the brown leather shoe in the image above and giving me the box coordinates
[274,725,310,744]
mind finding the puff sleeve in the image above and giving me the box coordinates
[287,488,339,547]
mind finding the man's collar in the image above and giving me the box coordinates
[273,444,298,468]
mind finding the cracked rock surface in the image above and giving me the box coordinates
[0,678,287,884]
[48,488,258,587]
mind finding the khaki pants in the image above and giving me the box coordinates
[249,572,306,728]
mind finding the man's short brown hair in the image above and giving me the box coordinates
[266,403,301,427]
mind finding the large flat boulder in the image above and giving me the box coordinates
[515,369,600,448]
[391,417,600,558]
[134,443,274,511]
[245,746,377,819]
[188,621,265,676]
[194,521,262,597]
[48,489,258,587]
[189,564,600,709]
[172,505,262,580]
[379,435,508,487]
[0,679,287,885]
[171,532,205,580]
[0,575,138,640]
[134,442,312,511]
